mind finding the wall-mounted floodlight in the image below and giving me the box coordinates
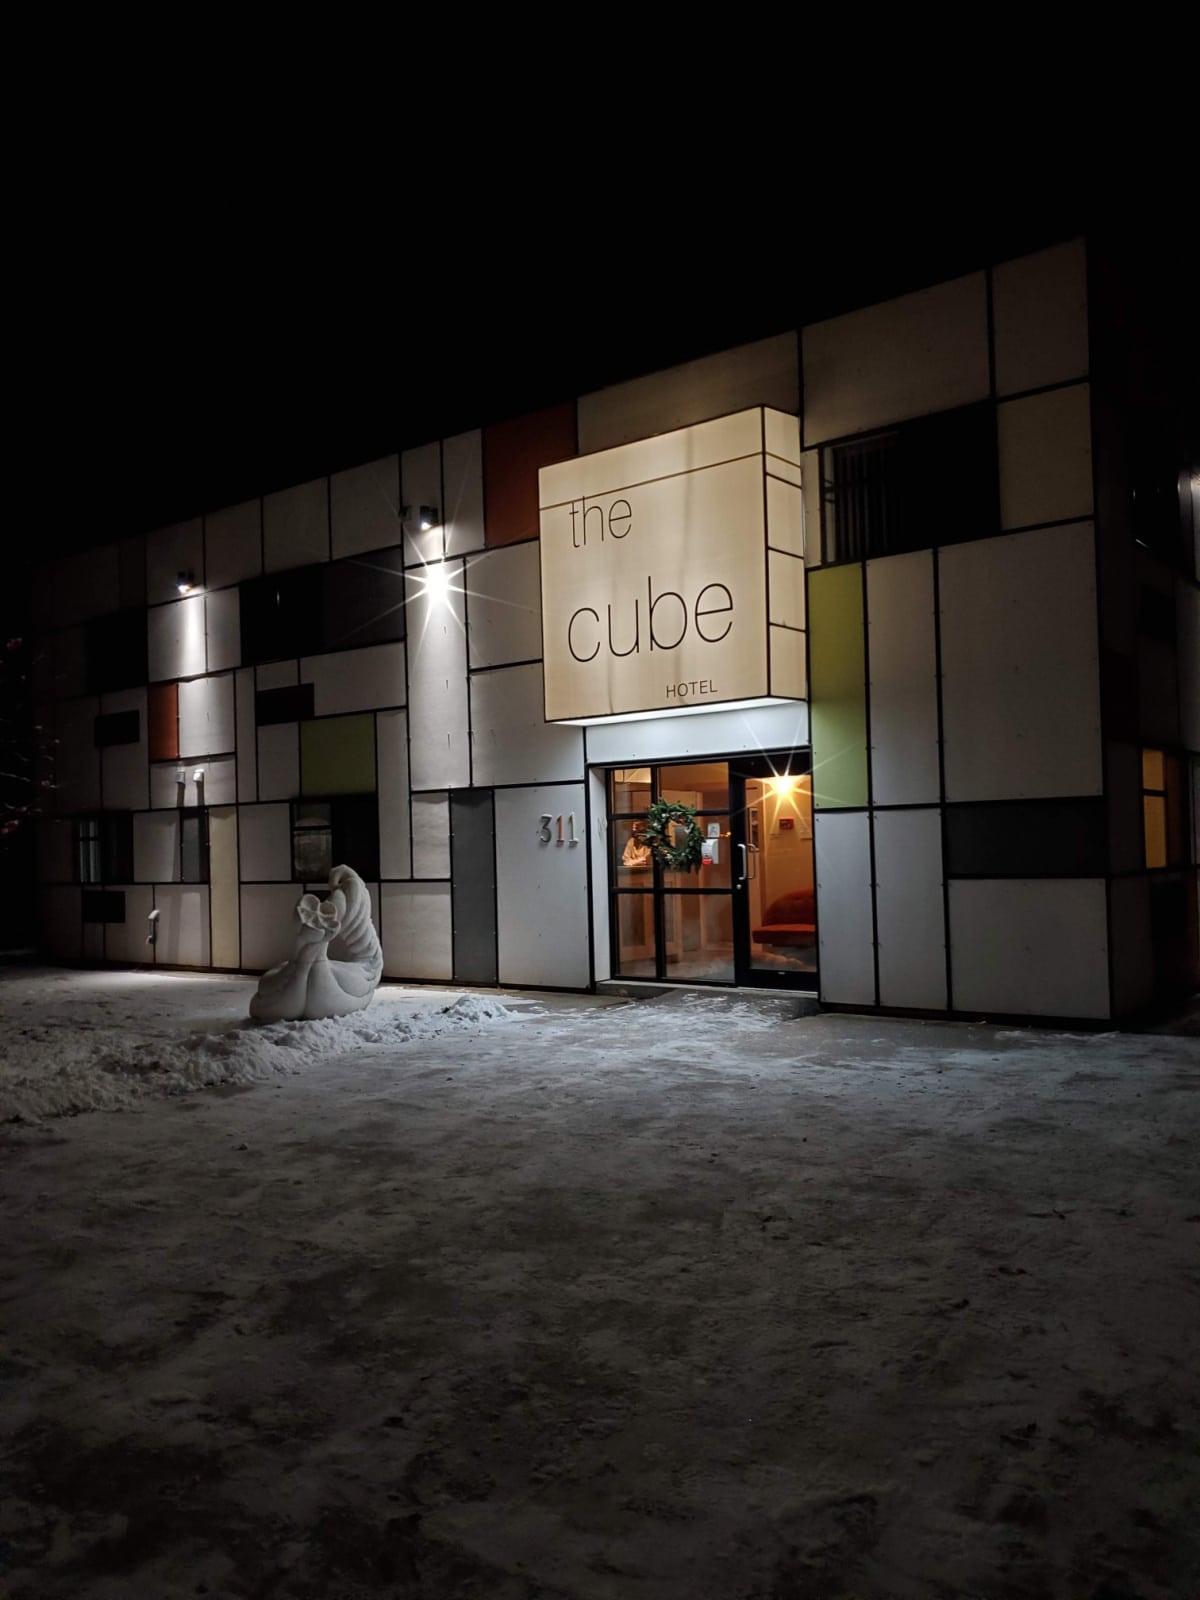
[177,571,198,594]
[404,505,440,532]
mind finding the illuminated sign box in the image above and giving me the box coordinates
[539,407,805,723]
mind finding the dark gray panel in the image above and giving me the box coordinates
[322,544,406,651]
[944,797,1107,878]
[451,790,497,984]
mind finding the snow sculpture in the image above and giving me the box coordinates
[249,865,383,1023]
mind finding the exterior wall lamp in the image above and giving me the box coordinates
[404,505,440,531]
[177,571,198,594]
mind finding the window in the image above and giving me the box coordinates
[240,568,322,667]
[73,814,133,884]
[239,544,407,668]
[180,808,210,884]
[290,795,379,882]
[94,709,140,748]
[821,402,999,563]
[1142,748,1186,870]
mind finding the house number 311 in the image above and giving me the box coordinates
[538,813,578,846]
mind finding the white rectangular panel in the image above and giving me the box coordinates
[205,588,241,673]
[583,700,810,768]
[867,551,939,805]
[577,334,798,454]
[204,499,261,589]
[993,240,1088,398]
[235,668,257,802]
[381,881,452,980]
[300,641,406,715]
[470,664,584,788]
[178,674,235,758]
[330,455,400,560]
[411,792,450,878]
[466,542,543,669]
[240,883,299,971]
[148,595,206,683]
[100,686,149,811]
[814,810,874,1005]
[146,520,204,606]
[257,723,299,801]
[40,886,81,960]
[873,808,946,1010]
[135,811,179,882]
[239,802,292,881]
[443,430,485,557]
[196,756,236,805]
[104,885,154,965]
[264,478,329,572]
[768,549,805,630]
[803,273,988,445]
[377,709,411,879]
[401,442,443,565]
[998,384,1093,530]
[495,784,590,988]
[405,561,470,789]
[150,764,186,809]
[52,697,100,814]
[209,806,239,968]
[767,473,804,556]
[940,523,1101,800]
[949,878,1109,1019]
[153,885,210,967]
[768,626,806,701]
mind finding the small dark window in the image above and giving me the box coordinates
[240,567,322,667]
[256,683,315,726]
[180,808,210,884]
[74,814,133,884]
[82,889,126,924]
[822,402,999,563]
[290,795,379,882]
[322,544,406,650]
[85,610,148,693]
[94,709,140,748]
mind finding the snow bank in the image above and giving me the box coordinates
[0,991,519,1123]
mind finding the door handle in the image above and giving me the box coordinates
[737,843,748,886]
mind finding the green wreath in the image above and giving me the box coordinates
[643,799,705,873]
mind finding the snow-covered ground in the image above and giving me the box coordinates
[0,969,521,1122]
[1,970,1197,1599]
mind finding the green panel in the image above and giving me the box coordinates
[809,564,868,808]
[301,713,376,796]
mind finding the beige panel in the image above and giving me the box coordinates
[993,240,1088,397]
[37,817,74,883]
[949,878,1109,1019]
[148,595,207,682]
[235,668,257,802]
[257,723,299,801]
[470,664,584,788]
[412,792,450,878]
[104,885,154,965]
[52,697,100,815]
[405,561,470,789]
[209,806,240,968]
[940,524,1101,800]
[542,407,761,507]
[401,442,443,565]
[867,551,939,806]
[873,808,946,1010]
[1109,876,1153,1018]
[381,881,452,980]
[264,478,329,573]
[178,674,235,757]
[814,810,875,1005]
[146,520,204,606]
[768,625,807,700]
[300,641,406,715]
[803,273,988,445]
[998,383,1093,530]
[240,883,299,971]
[154,885,210,967]
[205,587,241,673]
[443,429,485,557]
[205,500,261,589]
[377,709,411,879]
[577,334,799,454]
[238,802,292,881]
[100,686,149,811]
[766,473,804,557]
[768,550,805,629]
[330,455,400,561]
[466,542,542,669]
[40,886,82,960]
[764,408,802,470]
[135,811,180,881]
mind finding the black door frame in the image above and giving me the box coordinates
[729,750,817,992]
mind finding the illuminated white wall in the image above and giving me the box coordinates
[148,595,206,682]
[300,642,406,715]
[331,455,400,560]
[494,784,590,988]
[470,664,584,788]
[873,808,946,1011]
[376,709,411,880]
[949,879,1109,1019]
[466,542,542,669]
[154,885,210,967]
[443,430,485,558]
[205,588,241,673]
[814,811,874,1006]
[381,881,452,980]
[997,384,1093,530]
[239,802,291,881]
[411,793,450,878]
[867,552,939,806]
[405,561,469,790]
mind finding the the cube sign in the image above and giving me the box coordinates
[539,408,806,723]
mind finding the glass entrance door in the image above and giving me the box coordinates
[730,753,817,989]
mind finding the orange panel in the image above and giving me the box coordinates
[483,402,577,547]
[148,682,179,762]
